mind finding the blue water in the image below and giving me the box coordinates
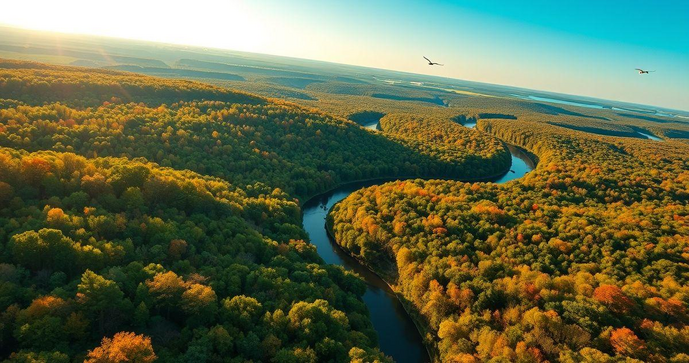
[363,120,380,130]
[301,127,535,362]
[513,94,604,109]
[302,181,429,363]
[637,131,663,141]
[494,145,535,183]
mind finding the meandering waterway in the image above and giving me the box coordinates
[302,122,535,362]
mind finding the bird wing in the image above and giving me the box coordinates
[635,68,643,71]
[649,70,656,72]
[424,56,432,63]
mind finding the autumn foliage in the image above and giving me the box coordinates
[1,56,688,362]
[610,328,646,358]
[0,60,393,362]
[330,116,689,361]
[85,332,156,363]
[593,285,635,313]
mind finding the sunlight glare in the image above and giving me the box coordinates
[0,0,272,53]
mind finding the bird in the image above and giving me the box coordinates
[424,56,443,66]
[636,68,655,74]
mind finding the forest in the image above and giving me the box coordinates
[1,53,688,362]
[1,148,391,362]
[0,59,521,361]
[0,60,512,201]
[2,23,689,363]
[329,118,689,362]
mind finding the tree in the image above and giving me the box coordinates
[274,347,318,363]
[593,285,634,314]
[0,181,13,202]
[77,270,124,334]
[167,239,188,261]
[610,327,646,359]
[146,271,185,316]
[222,295,262,330]
[6,350,70,363]
[10,229,77,272]
[182,283,218,318]
[133,302,150,329]
[20,157,51,186]
[207,325,233,355]
[14,315,64,351]
[121,187,145,211]
[85,332,156,363]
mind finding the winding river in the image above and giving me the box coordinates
[637,131,663,141]
[302,124,535,362]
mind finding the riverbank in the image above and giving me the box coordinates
[298,152,522,208]
[301,116,539,362]
[302,143,538,362]
[324,220,440,362]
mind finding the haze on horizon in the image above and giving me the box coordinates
[1,0,687,111]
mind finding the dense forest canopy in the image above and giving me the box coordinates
[0,53,688,362]
[0,146,396,362]
[0,60,512,201]
[329,118,689,362]
[378,114,510,178]
[0,59,520,361]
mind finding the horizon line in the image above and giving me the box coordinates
[1,23,687,114]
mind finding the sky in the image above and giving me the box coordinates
[1,0,688,110]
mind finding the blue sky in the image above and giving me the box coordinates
[257,0,688,109]
[2,0,688,109]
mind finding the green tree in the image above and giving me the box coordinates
[77,270,124,334]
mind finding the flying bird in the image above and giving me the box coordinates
[424,56,443,66]
[636,68,655,74]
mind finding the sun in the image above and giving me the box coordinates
[0,0,272,53]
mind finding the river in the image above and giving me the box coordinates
[301,126,535,362]
[362,119,381,130]
[637,131,663,141]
